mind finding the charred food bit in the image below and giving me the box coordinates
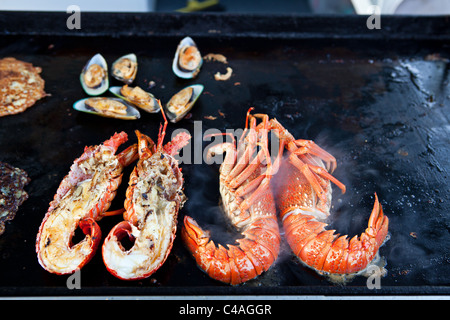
[0,162,30,235]
[0,57,46,117]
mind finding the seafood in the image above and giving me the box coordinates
[73,97,140,120]
[268,117,389,276]
[214,67,233,81]
[203,53,228,64]
[80,53,109,96]
[36,132,138,275]
[182,110,281,285]
[102,108,191,280]
[164,84,203,123]
[109,85,160,113]
[111,54,137,84]
[173,37,203,79]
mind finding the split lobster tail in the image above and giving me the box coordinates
[36,132,138,275]
[102,106,190,280]
[283,193,389,274]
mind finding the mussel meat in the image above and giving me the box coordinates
[112,54,137,84]
[172,37,202,79]
[109,85,159,113]
[80,54,109,96]
[73,97,140,120]
[164,84,203,123]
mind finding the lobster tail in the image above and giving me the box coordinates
[282,194,389,275]
[182,215,280,285]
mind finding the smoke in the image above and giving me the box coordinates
[181,161,241,247]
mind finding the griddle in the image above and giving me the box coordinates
[0,12,449,297]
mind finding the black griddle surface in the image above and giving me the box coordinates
[0,13,448,297]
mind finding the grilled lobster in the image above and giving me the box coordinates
[182,109,281,285]
[36,132,138,275]
[102,110,191,280]
[269,117,389,275]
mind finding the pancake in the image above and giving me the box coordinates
[0,57,46,117]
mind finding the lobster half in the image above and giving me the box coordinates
[36,132,138,275]
[102,109,191,280]
[269,117,389,276]
[182,109,281,285]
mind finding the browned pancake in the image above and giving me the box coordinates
[0,57,46,117]
[0,162,30,235]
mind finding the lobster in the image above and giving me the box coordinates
[182,109,281,285]
[36,132,138,275]
[268,116,389,275]
[102,108,191,280]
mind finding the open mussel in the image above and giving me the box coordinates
[172,37,203,79]
[109,85,159,113]
[73,97,140,120]
[164,84,203,123]
[80,53,109,96]
[112,54,137,84]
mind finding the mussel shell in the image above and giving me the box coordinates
[111,53,138,84]
[109,86,160,113]
[164,84,204,123]
[80,53,109,96]
[73,97,140,120]
[172,37,203,79]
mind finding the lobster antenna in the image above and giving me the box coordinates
[158,100,168,150]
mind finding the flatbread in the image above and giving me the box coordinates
[0,57,46,117]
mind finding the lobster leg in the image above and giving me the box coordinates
[288,154,330,204]
[290,140,337,173]
[102,208,126,217]
[239,140,274,212]
[117,144,139,167]
[205,140,237,177]
[288,153,346,197]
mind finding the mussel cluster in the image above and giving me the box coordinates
[74,37,204,122]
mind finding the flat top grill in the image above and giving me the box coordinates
[0,12,448,296]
